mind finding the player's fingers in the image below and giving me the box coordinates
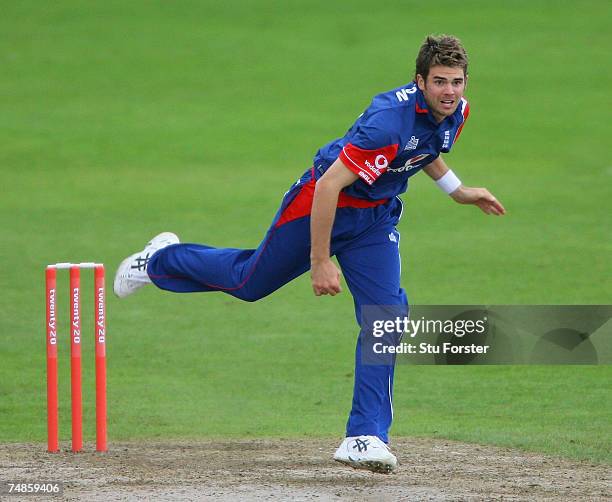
[325,282,342,296]
[491,199,506,215]
[313,283,342,296]
[478,197,505,215]
[483,200,503,216]
[480,190,506,215]
[478,202,492,215]
[485,202,500,215]
[317,281,342,296]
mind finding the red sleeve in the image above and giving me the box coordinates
[338,143,399,185]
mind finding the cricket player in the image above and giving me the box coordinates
[114,34,505,474]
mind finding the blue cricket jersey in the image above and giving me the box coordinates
[312,82,470,200]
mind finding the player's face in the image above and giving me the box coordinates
[416,66,467,123]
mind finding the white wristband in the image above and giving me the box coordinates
[436,169,462,194]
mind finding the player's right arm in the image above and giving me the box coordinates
[310,103,402,296]
[310,158,358,296]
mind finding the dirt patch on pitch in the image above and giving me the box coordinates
[0,438,609,501]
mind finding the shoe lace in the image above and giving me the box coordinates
[352,438,370,452]
[131,253,150,271]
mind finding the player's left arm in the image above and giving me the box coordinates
[424,156,506,216]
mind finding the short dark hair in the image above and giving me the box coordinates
[415,35,468,81]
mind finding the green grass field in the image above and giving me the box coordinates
[1,1,610,463]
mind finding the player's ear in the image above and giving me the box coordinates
[464,73,468,90]
[416,74,425,90]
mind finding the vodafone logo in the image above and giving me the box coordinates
[375,155,388,169]
[365,155,389,175]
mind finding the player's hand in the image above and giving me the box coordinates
[310,258,342,296]
[450,186,506,215]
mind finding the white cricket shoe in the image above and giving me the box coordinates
[333,435,398,474]
[113,232,180,298]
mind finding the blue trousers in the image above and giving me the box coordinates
[147,169,408,442]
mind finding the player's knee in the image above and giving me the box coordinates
[235,289,265,302]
